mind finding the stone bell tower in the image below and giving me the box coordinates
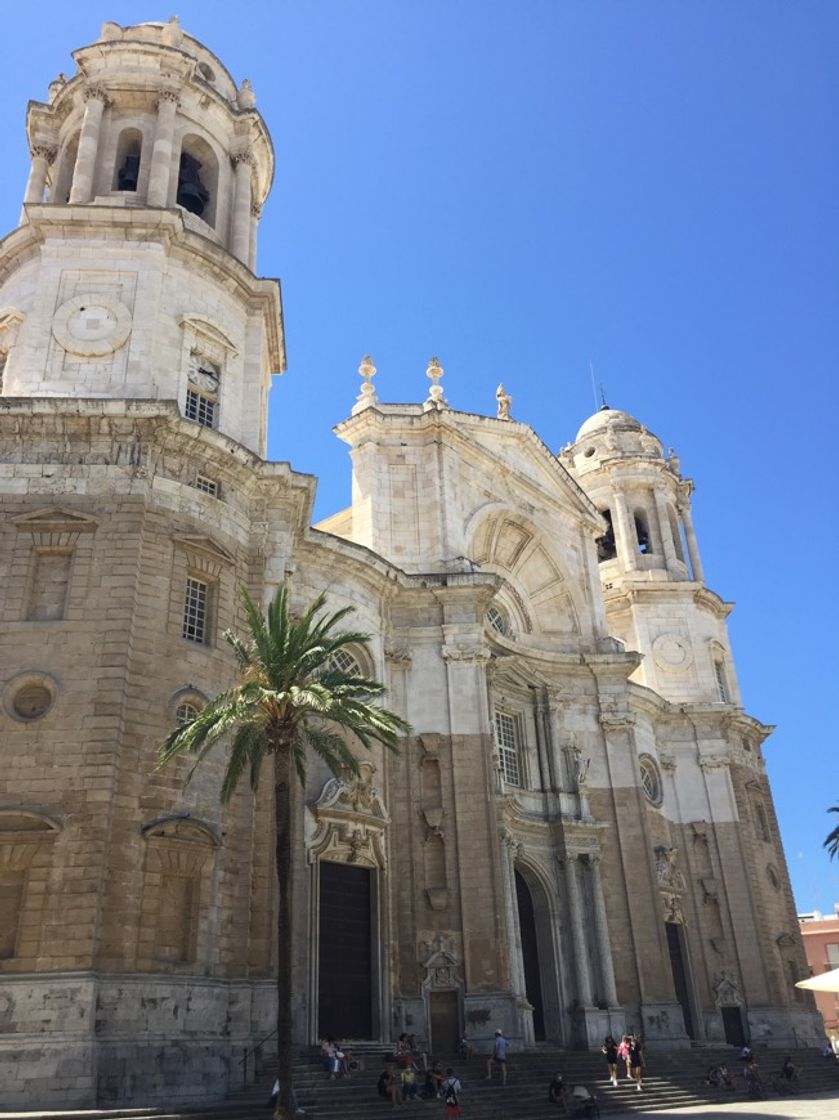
[1,17,284,454]
[562,406,740,706]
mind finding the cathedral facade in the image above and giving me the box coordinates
[0,20,820,1110]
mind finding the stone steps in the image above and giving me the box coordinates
[4,1047,837,1119]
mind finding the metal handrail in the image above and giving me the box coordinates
[238,1027,278,1091]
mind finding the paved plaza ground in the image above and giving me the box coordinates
[624,1088,839,1118]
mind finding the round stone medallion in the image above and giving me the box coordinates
[652,632,693,671]
[52,294,132,357]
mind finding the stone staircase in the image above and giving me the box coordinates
[5,1045,839,1119]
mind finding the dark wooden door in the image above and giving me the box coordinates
[665,922,695,1039]
[516,871,546,1040]
[429,990,460,1054]
[318,861,373,1038]
[721,1005,746,1047]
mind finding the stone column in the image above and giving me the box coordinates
[231,151,254,263]
[147,90,180,207]
[249,201,262,271]
[611,489,639,571]
[653,490,678,570]
[562,853,593,1006]
[500,831,527,999]
[588,855,619,1006]
[69,86,108,204]
[680,503,704,583]
[23,145,57,205]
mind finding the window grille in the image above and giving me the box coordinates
[329,647,362,676]
[193,475,219,497]
[714,660,729,703]
[639,755,662,805]
[182,578,209,644]
[486,605,509,636]
[185,388,217,429]
[493,710,521,787]
[176,701,200,726]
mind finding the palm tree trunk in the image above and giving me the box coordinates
[274,747,295,1119]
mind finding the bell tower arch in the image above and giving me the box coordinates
[1,18,284,455]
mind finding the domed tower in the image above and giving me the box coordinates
[0,17,284,454]
[562,406,740,706]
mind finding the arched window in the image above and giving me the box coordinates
[176,701,200,727]
[754,802,770,842]
[51,133,79,203]
[177,135,219,228]
[486,604,510,637]
[639,755,662,806]
[596,508,617,562]
[328,646,363,676]
[668,506,685,563]
[185,349,220,429]
[634,509,652,554]
[713,659,729,703]
[112,127,143,191]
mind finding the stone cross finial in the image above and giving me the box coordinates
[496,382,512,420]
[352,354,378,414]
[424,356,447,410]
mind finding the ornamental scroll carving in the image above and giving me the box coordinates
[306,760,389,869]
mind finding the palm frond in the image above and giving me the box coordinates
[825,805,839,860]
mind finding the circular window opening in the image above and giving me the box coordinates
[197,61,216,83]
[639,755,662,806]
[584,446,596,458]
[13,682,53,721]
[486,604,510,637]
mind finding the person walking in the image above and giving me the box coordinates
[440,1068,462,1118]
[601,1034,619,1086]
[628,1034,643,1092]
[485,1029,508,1085]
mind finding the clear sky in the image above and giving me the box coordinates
[0,1,836,914]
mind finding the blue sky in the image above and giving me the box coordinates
[0,2,836,914]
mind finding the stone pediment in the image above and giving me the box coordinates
[306,760,389,869]
[14,507,98,531]
[173,534,235,565]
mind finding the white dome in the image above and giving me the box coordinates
[575,407,642,443]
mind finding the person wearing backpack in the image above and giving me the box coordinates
[440,1067,462,1117]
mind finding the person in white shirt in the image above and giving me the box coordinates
[485,1029,508,1085]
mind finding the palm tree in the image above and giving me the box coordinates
[825,805,839,860]
[157,584,409,1119]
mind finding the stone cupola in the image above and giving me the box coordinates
[23,17,274,268]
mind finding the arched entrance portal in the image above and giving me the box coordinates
[515,869,547,1040]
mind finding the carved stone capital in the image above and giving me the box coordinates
[157,87,181,107]
[232,148,255,167]
[250,201,263,219]
[31,144,57,165]
[83,84,110,106]
[658,749,676,772]
[385,646,412,668]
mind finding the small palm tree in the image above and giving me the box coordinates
[157,584,409,1119]
[825,805,839,860]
